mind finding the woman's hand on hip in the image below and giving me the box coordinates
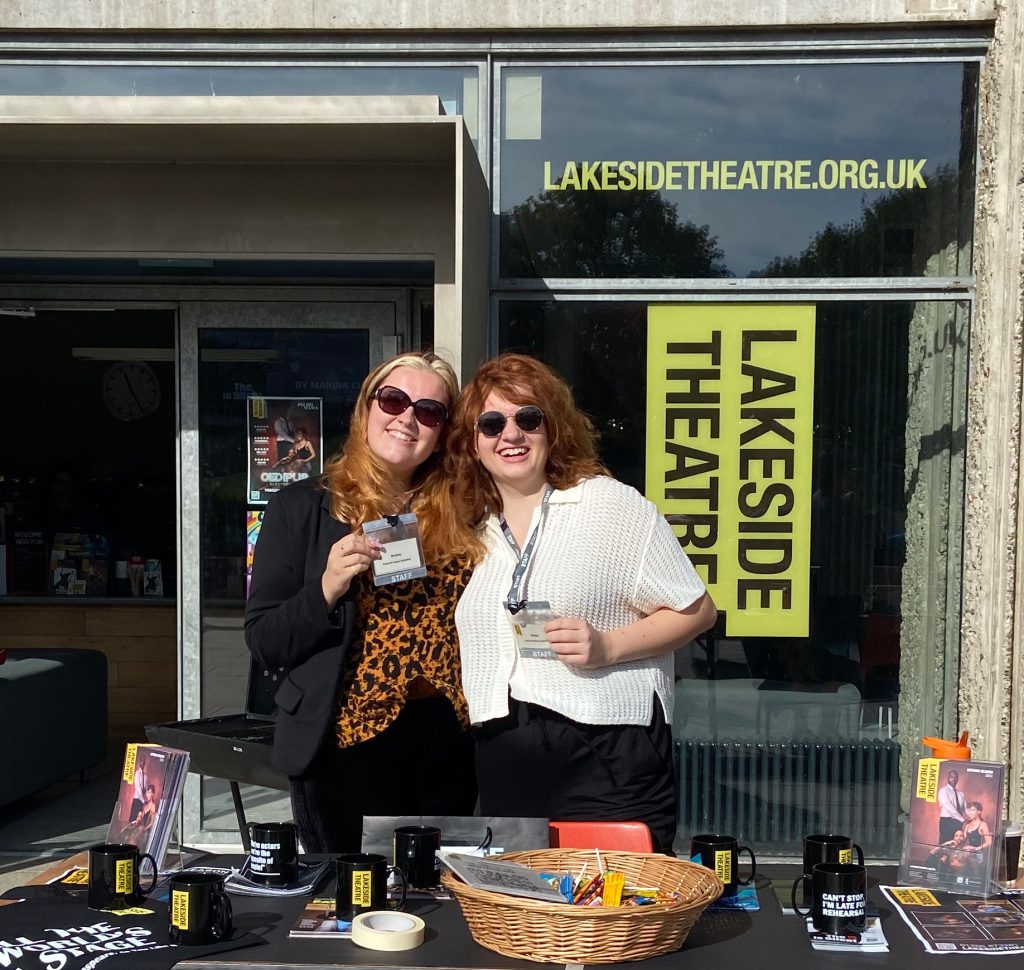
[321,534,381,609]
[544,617,613,669]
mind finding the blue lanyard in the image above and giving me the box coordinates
[499,486,553,614]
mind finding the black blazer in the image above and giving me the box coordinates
[244,476,355,777]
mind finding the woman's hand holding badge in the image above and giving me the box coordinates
[543,598,718,669]
[543,617,613,669]
[321,534,381,609]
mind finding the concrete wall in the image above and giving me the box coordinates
[0,97,468,366]
[0,160,455,268]
[0,0,998,31]
[454,120,490,383]
[961,0,1024,819]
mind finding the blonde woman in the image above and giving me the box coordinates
[245,352,478,852]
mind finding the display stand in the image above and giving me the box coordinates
[898,757,1007,897]
[160,814,185,875]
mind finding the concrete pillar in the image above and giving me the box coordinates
[962,0,1024,816]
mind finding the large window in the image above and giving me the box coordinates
[499,297,968,856]
[498,62,977,280]
[187,300,398,839]
[197,326,370,714]
[494,52,977,857]
[0,309,176,601]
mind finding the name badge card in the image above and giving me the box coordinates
[363,513,427,586]
[505,601,557,660]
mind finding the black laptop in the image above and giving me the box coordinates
[145,656,289,793]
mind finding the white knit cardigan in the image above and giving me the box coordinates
[455,475,706,726]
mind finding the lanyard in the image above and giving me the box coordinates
[499,485,553,614]
[384,500,413,530]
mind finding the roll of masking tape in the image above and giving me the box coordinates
[351,911,426,951]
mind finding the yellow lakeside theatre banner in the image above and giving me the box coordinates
[645,305,815,637]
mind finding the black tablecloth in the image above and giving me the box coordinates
[0,886,264,970]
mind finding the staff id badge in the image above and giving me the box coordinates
[505,601,557,660]
[363,513,427,586]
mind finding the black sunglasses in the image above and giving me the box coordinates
[476,405,545,438]
[373,385,448,428]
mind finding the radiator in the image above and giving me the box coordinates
[678,739,902,857]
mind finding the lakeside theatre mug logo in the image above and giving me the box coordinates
[646,304,815,637]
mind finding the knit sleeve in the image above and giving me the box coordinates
[630,496,707,615]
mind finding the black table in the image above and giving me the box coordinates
[175,865,988,970]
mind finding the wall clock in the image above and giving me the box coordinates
[102,360,162,421]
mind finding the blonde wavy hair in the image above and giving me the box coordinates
[447,353,608,539]
[322,352,478,564]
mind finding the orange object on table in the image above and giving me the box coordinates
[922,730,971,759]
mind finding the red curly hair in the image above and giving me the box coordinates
[447,353,608,547]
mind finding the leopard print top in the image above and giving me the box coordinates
[334,557,473,747]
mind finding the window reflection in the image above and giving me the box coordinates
[499,299,967,856]
[195,326,371,831]
[198,328,368,610]
[501,189,729,278]
[500,62,977,278]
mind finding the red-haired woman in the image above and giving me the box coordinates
[246,352,478,853]
[449,353,716,853]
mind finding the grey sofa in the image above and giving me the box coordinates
[0,647,107,809]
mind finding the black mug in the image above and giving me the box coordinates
[248,821,299,887]
[168,871,233,946]
[998,821,1021,884]
[802,833,865,877]
[88,842,157,911]
[793,863,867,935]
[689,834,756,896]
[336,853,407,922]
[394,825,442,888]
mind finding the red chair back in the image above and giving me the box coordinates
[548,820,654,852]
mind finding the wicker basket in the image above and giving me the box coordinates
[442,849,723,964]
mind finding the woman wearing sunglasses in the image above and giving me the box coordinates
[245,352,478,853]
[449,353,716,853]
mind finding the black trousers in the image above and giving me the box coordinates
[475,697,678,854]
[290,696,477,853]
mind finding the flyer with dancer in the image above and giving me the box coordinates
[900,757,1005,896]
[106,742,190,871]
[247,396,323,504]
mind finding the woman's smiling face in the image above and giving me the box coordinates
[365,365,450,485]
[474,390,549,495]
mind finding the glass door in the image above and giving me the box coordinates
[179,295,408,844]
